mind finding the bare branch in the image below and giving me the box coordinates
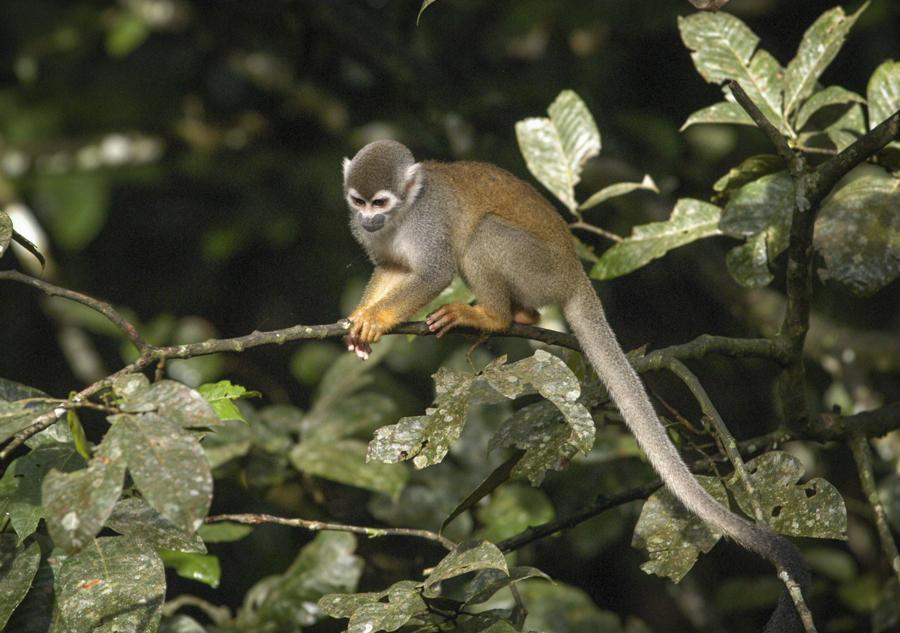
[205,513,457,551]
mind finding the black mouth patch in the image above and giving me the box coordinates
[359,212,386,232]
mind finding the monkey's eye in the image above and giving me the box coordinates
[350,196,366,206]
[372,198,389,209]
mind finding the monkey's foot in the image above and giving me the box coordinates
[426,303,509,337]
[347,309,395,347]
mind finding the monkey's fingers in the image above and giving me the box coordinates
[344,335,372,360]
[426,308,459,338]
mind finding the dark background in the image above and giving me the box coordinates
[0,1,898,631]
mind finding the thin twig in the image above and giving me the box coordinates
[0,270,147,351]
[849,434,900,582]
[726,80,805,176]
[204,513,457,550]
[568,221,623,242]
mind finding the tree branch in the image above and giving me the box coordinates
[204,513,456,551]
[0,270,147,351]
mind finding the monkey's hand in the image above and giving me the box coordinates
[346,307,397,360]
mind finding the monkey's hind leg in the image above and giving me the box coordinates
[426,303,511,337]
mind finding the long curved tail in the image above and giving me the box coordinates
[564,278,809,633]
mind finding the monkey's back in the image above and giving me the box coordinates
[423,161,576,255]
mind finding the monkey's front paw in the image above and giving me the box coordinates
[348,309,395,345]
[426,303,469,337]
[344,335,372,361]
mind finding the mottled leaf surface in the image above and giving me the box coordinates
[368,367,473,469]
[867,59,900,152]
[464,567,550,606]
[42,432,126,552]
[679,12,786,131]
[111,412,213,533]
[680,101,754,131]
[814,172,900,296]
[728,452,847,539]
[0,444,85,542]
[712,154,784,203]
[516,90,600,212]
[632,476,728,582]
[592,198,722,280]
[826,103,867,151]
[291,439,408,498]
[319,580,426,633]
[0,536,41,629]
[783,4,866,117]
[56,536,165,633]
[424,540,508,597]
[475,485,555,543]
[726,231,774,287]
[579,175,658,211]
[795,86,865,131]
[113,374,221,428]
[106,497,206,553]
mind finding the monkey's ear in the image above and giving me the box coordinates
[342,157,352,180]
[403,163,423,204]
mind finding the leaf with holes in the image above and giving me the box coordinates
[814,171,900,296]
[783,3,867,118]
[516,90,601,212]
[367,367,474,469]
[727,451,847,539]
[632,476,728,582]
[113,374,221,429]
[678,12,787,132]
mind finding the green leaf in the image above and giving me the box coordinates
[726,231,773,287]
[197,521,253,543]
[43,430,126,552]
[678,12,786,132]
[3,552,55,633]
[0,210,11,257]
[320,580,427,633]
[727,451,847,539]
[482,351,595,484]
[197,380,260,422]
[476,485,555,543]
[0,378,48,402]
[113,374,222,429]
[0,536,41,629]
[0,444,85,542]
[712,154,785,203]
[31,171,110,251]
[106,498,206,553]
[825,102,866,151]
[518,581,623,633]
[441,451,523,533]
[0,401,53,445]
[106,11,150,58]
[794,86,865,131]
[423,540,509,597]
[417,0,440,24]
[66,409,91,460]
[680,101,754,131]
[782,3,867,118]
[867,59,900,153]
[464,567,550,606]
[632,475,728,582]
[110,412,213,532]
[159,549,220,588]
[291,439,408,498]
[312,337,394,413]
[237,532,363,629]
[368,367,474,469]
[579,175,658,211]
[303,392,399,444]
[814,171,900,296]
[591,198,722,280]
[56,536,165,633]
[516,90,601,212]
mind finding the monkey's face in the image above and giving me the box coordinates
[345,188,400,233]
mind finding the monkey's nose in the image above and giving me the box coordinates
[360,213,386,232]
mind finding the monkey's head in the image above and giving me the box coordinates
[342,140,423,233]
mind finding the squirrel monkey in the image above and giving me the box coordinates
[342,140,808,632]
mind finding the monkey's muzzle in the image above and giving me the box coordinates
[359,213,386,232]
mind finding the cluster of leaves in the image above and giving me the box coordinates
[514,5,899,297]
